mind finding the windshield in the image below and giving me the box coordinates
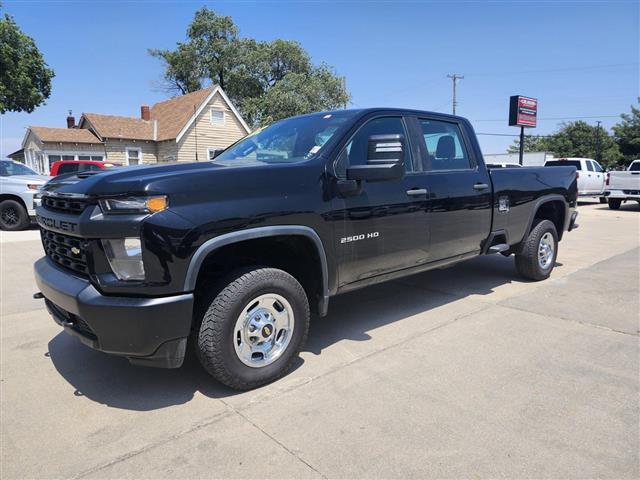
[215,111,356,165]
[0,161,38,176]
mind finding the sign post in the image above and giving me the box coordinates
[509,95,538,165]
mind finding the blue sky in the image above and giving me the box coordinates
[1,0,638,157]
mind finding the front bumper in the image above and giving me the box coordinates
[34,257,194,368]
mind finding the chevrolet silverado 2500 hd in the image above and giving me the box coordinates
[34,109,578,389]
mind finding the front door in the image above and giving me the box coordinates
[330,115,431,288]
[416,117,492,261]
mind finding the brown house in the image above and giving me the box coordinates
[21,86,251,174]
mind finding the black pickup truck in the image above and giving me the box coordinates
[34,108,578,389]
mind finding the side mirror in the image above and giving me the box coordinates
[346,134,405,182]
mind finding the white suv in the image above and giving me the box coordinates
[544,157,605,197]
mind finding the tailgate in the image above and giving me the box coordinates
[608,172,640,190]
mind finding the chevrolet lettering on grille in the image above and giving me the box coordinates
[36,214,78,233]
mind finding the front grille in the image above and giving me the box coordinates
[42,195,89,215]
[45,299,97,340]
[41,229,89,275]
[623,190,640,195]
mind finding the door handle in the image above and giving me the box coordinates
[406,188,428,196]
[473,183,489,190]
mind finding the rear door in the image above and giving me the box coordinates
[415,116,492,261]
[331,115,431,287]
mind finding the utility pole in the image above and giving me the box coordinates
[595,120,602,164]
[447,74,464,115]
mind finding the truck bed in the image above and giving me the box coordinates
[488,166,577,246]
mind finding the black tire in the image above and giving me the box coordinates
[515,219,558,281]
[196,267,310,390]
[0,199,30,231]
[608,198,622,210]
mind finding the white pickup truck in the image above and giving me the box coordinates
[605,160,640,210]
[0,160,51,230]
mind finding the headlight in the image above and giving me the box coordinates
[101,238,145,281]
[99,195,168,214]
[27,184,40,191]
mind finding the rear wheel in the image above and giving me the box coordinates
[515,220,558,281]
[196,267,310,390]
[608,198,622,210]
[0,199,30,231]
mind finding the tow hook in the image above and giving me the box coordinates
[33,292,44,299]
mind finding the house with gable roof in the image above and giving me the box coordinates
[20,86,251,174]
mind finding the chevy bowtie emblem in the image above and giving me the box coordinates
[70,247,81,255]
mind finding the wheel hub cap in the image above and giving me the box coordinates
[234,294,294,368]
[1,207,18,225]
[538,232,555,269]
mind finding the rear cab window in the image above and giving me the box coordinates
[56,163,79,175]
[418,119,472,171]
[545,160,582,170]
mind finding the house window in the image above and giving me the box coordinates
[210,108,225,125]
[126,147,142,166]
[208,148,220,161]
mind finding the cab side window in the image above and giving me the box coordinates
[418,119,471,171]
[335,117,411,178]
[586,161,594,172]
[593,161,603,173]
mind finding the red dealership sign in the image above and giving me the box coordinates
[509,95,538,128]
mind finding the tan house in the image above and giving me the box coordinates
[21,86,251,174]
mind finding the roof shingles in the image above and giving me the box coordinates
[30,127,101,144]
[83,113,154,140]
[150,86,215,141]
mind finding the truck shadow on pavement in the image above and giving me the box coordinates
[47,254,530,411]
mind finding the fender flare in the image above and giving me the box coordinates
[183,225,330,315]
[522,194,569,242]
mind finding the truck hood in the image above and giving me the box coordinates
[41,162,229,196]
[39,160,304,198]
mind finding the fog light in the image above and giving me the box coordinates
[101,238,145,280]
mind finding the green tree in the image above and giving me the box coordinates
[508,121,622,168]
[150,7,349,127]
[612,99,640,164]
[0,11,54,113]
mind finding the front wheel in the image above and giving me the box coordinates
[515,220,558,281]
[0,199,30,231]
[196,267,310,390]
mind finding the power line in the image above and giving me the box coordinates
[473,114,621,122]
[447,74,464,115]
[476,132,555,137]
[466,62,638,78]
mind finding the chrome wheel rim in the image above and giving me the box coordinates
[538,232,555,269]
[233,293,294,368]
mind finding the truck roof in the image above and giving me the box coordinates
[292,108,466,122]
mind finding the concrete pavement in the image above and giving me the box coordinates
[1,201,638,479]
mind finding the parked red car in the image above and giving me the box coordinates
[50,160,119,176]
